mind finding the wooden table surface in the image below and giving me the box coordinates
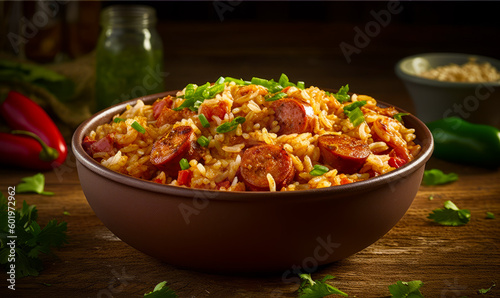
[2,3,500,297]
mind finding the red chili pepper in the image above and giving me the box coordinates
[0,91,68,170]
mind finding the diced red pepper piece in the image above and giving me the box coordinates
[177,169,192,186]
[389,156,407,168]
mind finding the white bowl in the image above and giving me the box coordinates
[395,52,500,127]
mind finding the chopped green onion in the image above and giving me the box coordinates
[179,158,190,170]
[309,164,329,176]
[131,121,146,134]
[198,114,210,128]
[215,76,225,84]
[343,100,367,112]
[297,81,305,89]
[224,77,247,85]
[278,73,289,87]
[173,97,196,111]
[197,135,210,147]
[251,77,273,88]
[184,83,196,98]
[265,92,287,102]
[208,83,225,97]
[394,112,410,124]
[113,117,125,123]
[334,84,350,103]
[216,116,246,133]
[346,107,365,127]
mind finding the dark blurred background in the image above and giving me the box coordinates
[1,1,499,114]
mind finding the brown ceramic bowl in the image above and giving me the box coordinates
[72,91,433,273]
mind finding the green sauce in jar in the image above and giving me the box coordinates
[95,5,164,112]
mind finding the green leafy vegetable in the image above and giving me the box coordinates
[16,173,54,196]
[0,60,75,103]
[197,136,210,147]
[298,273,348,297]
[478,282,495,294]
[144,281,178,297]
[343,101,367,127]
[113,117,126,123]
[422,169,458,185]
[265,92,287,102]
[394,112,410,124]
[179,158,190,170]
[309,164,330,176]
[0,192,68,278]
[131,121,146,134]
[388,280,424,298]
[216,116,246,133]
[428,200,471,226]
[333,85,350,103]
[486,212,495,219]
[198,114,210,128]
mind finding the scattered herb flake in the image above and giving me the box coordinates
[428,200,471,226]
[388,280,424,298]
[0,192,68,278]
[422,169,458,185]
[215,116,246,133]
[486,212,495,219]
[478,282,496,294]
[428,195,434,201]
[63,211,71,216]
[144,281,178,297]
[298,273,348,298]
[16,173,54,196]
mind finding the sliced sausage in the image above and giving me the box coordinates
[150,126,195,175]
[271,98,314,135]
[240,144,295,191]
[318,134,370,174]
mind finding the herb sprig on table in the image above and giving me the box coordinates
[0,190,67,277]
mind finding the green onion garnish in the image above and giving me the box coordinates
[343,101,367,127]
[393,112,410,124]
[198,114,210,128]
[179,158,190,170]
[131,121,146,134]
[113,117,125,123]
[224,77,247,85]
[265,92,287,102]
[197,135,210,147]
[297,81,305,89]
[309,164,329,176]
[215,116,246,133]
[334,84,350,103]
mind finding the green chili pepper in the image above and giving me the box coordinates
[426,117,500,168]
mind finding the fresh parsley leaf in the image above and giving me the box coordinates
[388,280,424,298]
[16,173,54,196]
[478,282,495,294]
[486,212,495,219]
[422,169,458,185]
[144,281,178,297]
[334,84,350,103]
[0,193,68,278]
[428,200,471,226]
[298,273,348,297]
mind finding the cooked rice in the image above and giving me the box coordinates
[420,57,500,83]
[85,80,422,191]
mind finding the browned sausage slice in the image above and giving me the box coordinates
[240,144,295,191]
[318,134,370,174]
[150,126,195,175]
[271,98,314,135]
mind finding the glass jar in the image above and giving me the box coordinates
[95,5,164,112]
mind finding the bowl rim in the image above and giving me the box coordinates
[72,91,434,202]
[395,52,500,88]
